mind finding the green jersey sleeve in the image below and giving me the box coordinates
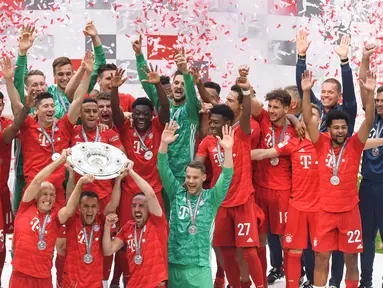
[210,167,234,209]
[157,152,184,201]
[183,73,200,125]
[14,54,28,102]
[136,54,160,111]
[88,45,106,93]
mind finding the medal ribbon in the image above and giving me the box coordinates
[134,127,151,152]
[271,120,288,148]
[186,191,203,227]
[81,126,100,143]
[331,140,347,177]
[82,224,95,256]
[56,89,68,113]
[38,212,50,243]
[38,121,57,155]
[134,225,146,258]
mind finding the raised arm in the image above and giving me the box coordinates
[103,213,124,256]
[359,44,376,106]
[358,71,377,143]
[302,70,320,144]
[110,68,128,128]
[235,65,251,135]
[1,56,24,115]
[67,50,94,124]
[141,63,170,125]
[190,67,219,106]
[251,148,279,160]
[58,174,95,224]
[22,149,69,203]
[65,163,76,200]
[64,67,86,102]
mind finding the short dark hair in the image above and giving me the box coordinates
[160,75,171,85]
[323,78,342,94]
[173,70,183,80]
[311,103,321,116]
[132,97,154,112]
[0,92,4,100]
[52,57,72,73]
[97,92,111,101]
[35,92,54,107]
[265,88,291,107]
[204,81,221,96]
[25,70,45,85]
[83,98,98,105]
[187,160,206,174]
[325,110,350,127]
[80,191,99,203]
[230,85,244,104]
[377,85,383,94]
[97,64,117,78]
[210,104,235,122]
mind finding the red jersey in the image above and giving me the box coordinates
[250,119,261,171]
[196,120,259,207]
[118,117,164,194]
[19,114,74,189]
[116,213,168,288]
[254,109,296,190]
[12,200,60,278]
[70,126,123,200]
[314,132,364,213]
[63,212,104,288]
[0,117,13,195]
[275,138,320,212]
[119,93,135,112]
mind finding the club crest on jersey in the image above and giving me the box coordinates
[277,140,288,149]
[285,234,293,243]
[93,224,100,232]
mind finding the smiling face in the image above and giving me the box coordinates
[321,82,340,110]
[80,196,100,226]
[225,91,241,117]
[185,167,206,195]
[98,70,115,93]
[209,113,228,137]
[36,182,56,213]
[267,99,289,123]
[376,91,383,117]
[171,75,185,103]
[97,99,112,126]
[54,64,73,91]
[329,119,348,146]
[26,75,47,96]
[36,98,56,125]
[132,105,152,132]
[132,195,149,228]
[81,102,99,130]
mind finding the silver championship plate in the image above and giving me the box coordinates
[68,142,128,180]
[83,254,93,264]
[134,255,143,265]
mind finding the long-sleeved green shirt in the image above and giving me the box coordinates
[157,152,233,267]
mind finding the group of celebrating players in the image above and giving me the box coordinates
[0,19,381,288]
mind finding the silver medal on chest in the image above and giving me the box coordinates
[83,253,93,264]
[188,224,198,235]
[270,157,279,166]
[51,153,61,161]
[37,240,47,251]
[330,175,340,186]
[134,255,143,265]
[144,150,153,160]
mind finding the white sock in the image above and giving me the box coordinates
[102,280,108,288]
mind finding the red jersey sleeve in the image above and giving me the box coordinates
[20,115,35,134]
[196,136,210,158]
[18,199,35,214]
[313,132,329,152]
[119,93,135,112]
[151,117,165,133]
[253,109,268,124]
[148,213,167,227]
[115,223,129,242]
[117,118,131,136]
[349,132,366,152]
[105,129,123,148]
[250,119,261,149]
[275,137,298,157]
[57,114,75,140]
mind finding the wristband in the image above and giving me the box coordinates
[242,89,251,96]
[298,54,306,60]
[340,57,349,63]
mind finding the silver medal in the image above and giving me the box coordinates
[51,153,61,161]
[134,255,143,265]
[83,253,93,264]
[144,150,153,160]
[372,148,380,157]
[330,175,340,186]
[37,240,47,251]
[270,157,279,166]
[188,224,198,235]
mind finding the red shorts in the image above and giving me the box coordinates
[119,191,165,226]
[313,206,364,254]
[213,194,264,247]
[255,184,290,235]
[10,271,52,288]
[283,205,318,249]
[0,192,14,233]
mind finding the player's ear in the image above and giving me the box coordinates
[202,173,207,182]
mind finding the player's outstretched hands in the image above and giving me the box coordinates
[19,24,36,55]
[301,70,316,91]
[83,21,98,38]
[0,56,14,80]
[334,35,351,60]
[132,35,143,55]
[190,66,202,85]
[59,148,72,162]
[111,68,128,88]
[161,120,179,145]
[24,92,37,109]
[174,47,188,74]
[362,44,376,59]
[360,71,377,93]
[141,63,160,84]
[296,30,312,55]
[217,125,234,151]
[79,174,96,185]
[81,50,94,74]
[105,213,119,228]
[118,159,134,179]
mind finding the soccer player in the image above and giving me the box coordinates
[62,163,130,288]
[158,120,234,287]
[96,93,114,130]
[250,87,297,281]
[103,162,168,288]
[160,75,173,99]
[301,69,376,288]
[9,149,87,287]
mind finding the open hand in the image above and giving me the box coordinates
[83,21,98,38]
[141,63,160,84]
[301,70,316,91]
[296,30,312,55]
[81,50,94,74]
[334,35,351,60]
[161,120,179,144]
[19,24,36,54]
[359,71,377,93]
[216,125,234,150]
[0,56,15,80]
[132,35,143,55]
[111,68,128,88]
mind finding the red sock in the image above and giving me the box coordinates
[111,250,123,285]
[243,248,264,288]
[286,252,301,288]
[283,249,289,280]
[103,255,113,281]
[55,254,65,288]
[221,247,241,288]
[257,247,267,286]
[216,260,225,279]
[345,280,359,288]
